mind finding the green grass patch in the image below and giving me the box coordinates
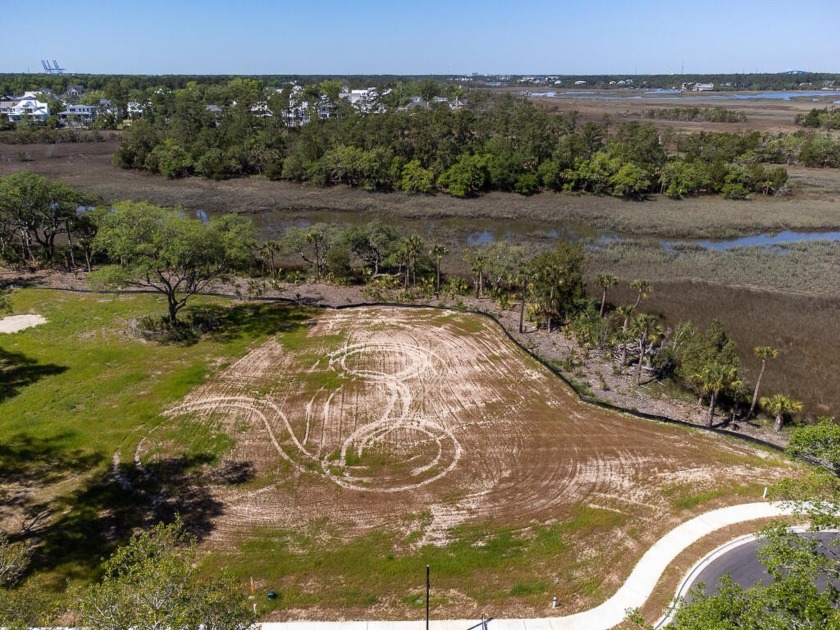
[142,412,234,466]
[0,289,314,590]
[213,511,633,614]
[664,482,759,510]
[449,315,486,335]
[508,581,549,596]
[277,326,343,352]
[558,505,629,534]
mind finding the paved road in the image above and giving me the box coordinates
[691,531,840,596]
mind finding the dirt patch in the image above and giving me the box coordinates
[0,313,46,333]
[135,307,795,617]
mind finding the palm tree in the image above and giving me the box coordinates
[694,362,742,426]
[614,306,636,368]
[395,241,412,288]
[464,247,490,298]
[260,240,281,280]
[596,273,618,317]
[630,314,663,386]
[615,305,634,332]
[749,346,779,418]
[430,243,448,295]
[403,235,424,287]
[630,279,653,310]
[761,394,803,432]
[517,262,532,334]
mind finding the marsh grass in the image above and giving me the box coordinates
[589,239,840,297]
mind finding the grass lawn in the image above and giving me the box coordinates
[0,288,314,589]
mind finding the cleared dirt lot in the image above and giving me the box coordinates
[138,307,796,618]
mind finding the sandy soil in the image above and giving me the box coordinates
[140,307,791,557]
[0,313,46,333]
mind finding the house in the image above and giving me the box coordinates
[450,97,466,110]
[693,83,715,92]
[398,96,428,112]
[58,104,97,125]
[7,92,50,123]
[316,94,335,120]
[0,99,16,118]
[126,101,148,118]
[338,88,387,114]
[35,88,60,101]
[65,85,84,99]
[282,102,309,127]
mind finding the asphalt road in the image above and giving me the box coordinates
[691,532,840,596]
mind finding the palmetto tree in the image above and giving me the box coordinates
[615,305,635,332]
[596,273,618,317]
[761,394,804,432]
[403,235,425,287]
[694,362,742,426]
[614,305,636,368]
[430,243,448,295]
[630,313,664,386]
[749,346,779,418]
[630,279,653,310]
[260,240,281,279]
[464,247,490,298]
[517,262,533,333]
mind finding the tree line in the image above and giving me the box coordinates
[3,71,839,98]
[111,83,817,200]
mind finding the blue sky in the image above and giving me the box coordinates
[4,0,839,75]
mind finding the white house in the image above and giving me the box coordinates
[8,92,50,123]
[58,104,97,125]
[0,100,16,117]
[126,101,148,118]
[338,88,388,114]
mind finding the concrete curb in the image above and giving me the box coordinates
[654,524,835,628]
[652,533,757,629]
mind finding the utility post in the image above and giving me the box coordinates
[425,564,430,630]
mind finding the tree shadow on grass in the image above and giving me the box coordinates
[136,302,316,347]
[0,348,67,404]
[208,302,317,342]
[22,453,254,582]
[0,434,103,535]
[169,302,317,346]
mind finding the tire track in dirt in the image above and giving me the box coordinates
[135,307,793,551]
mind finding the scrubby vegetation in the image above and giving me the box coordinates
[639,107,746,123]
[796,106,840,130]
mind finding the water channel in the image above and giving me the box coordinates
[216,208,840,252]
